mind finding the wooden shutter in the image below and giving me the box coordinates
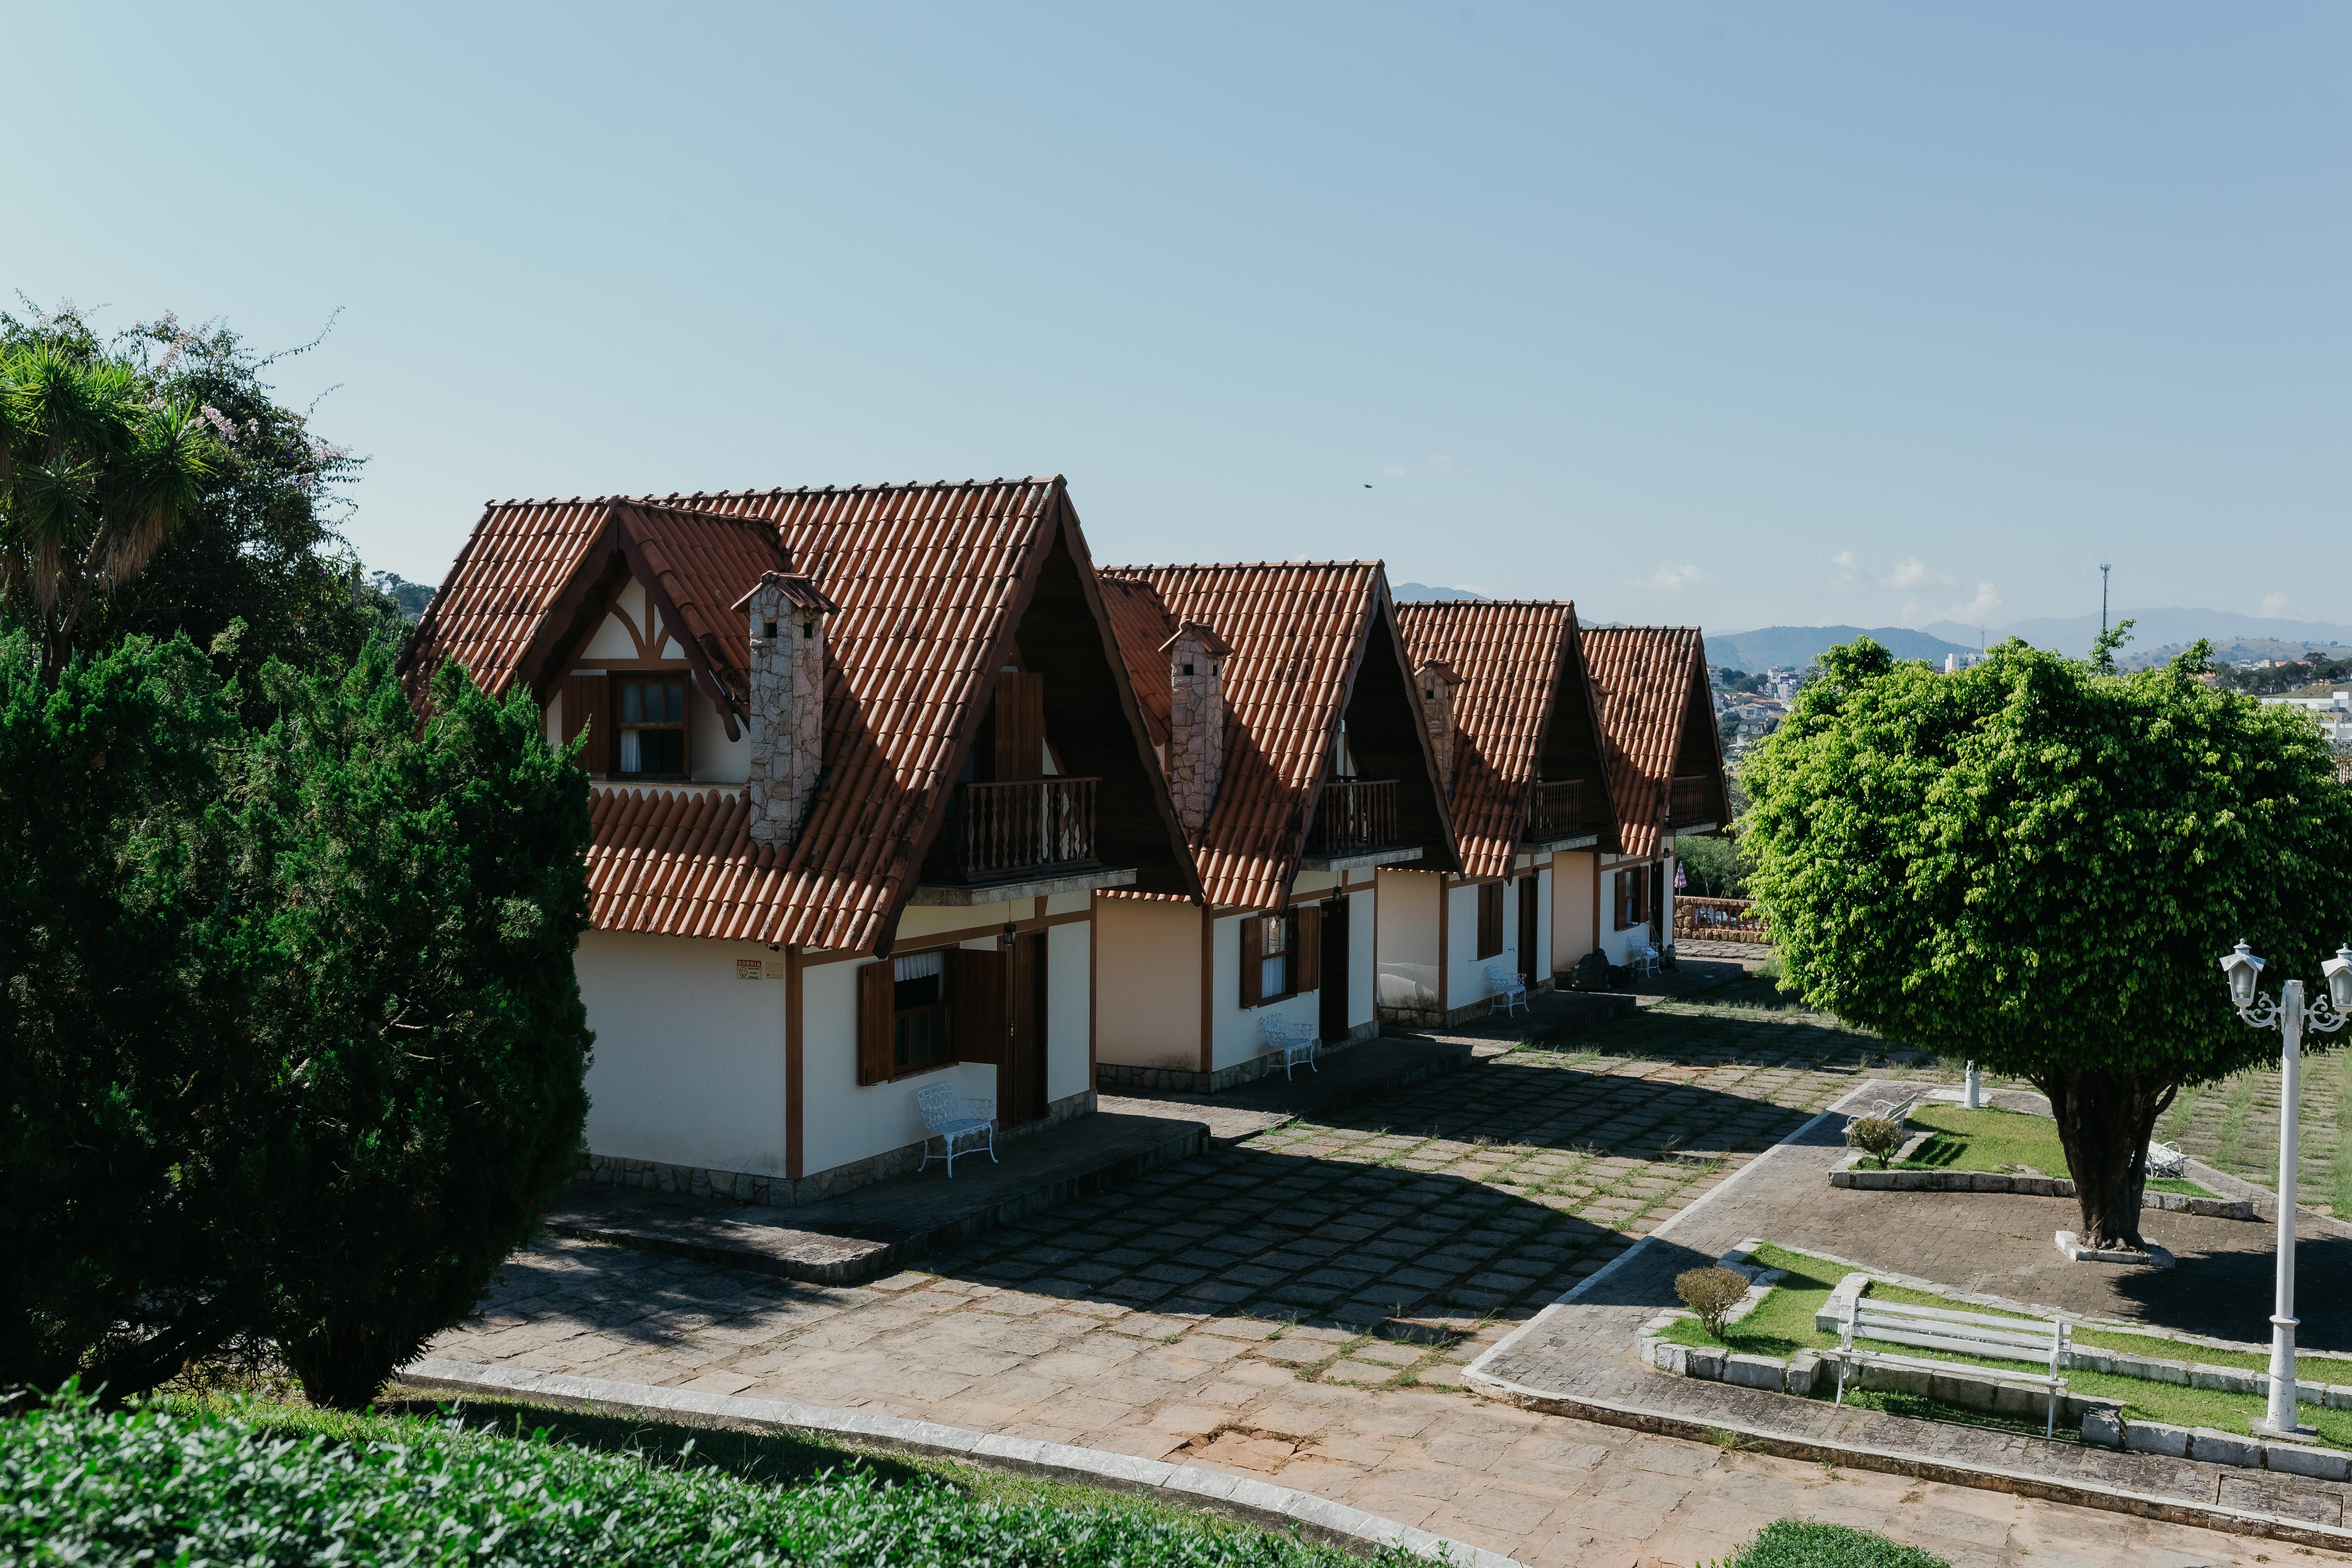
[994,672,1046,781]
[1239,916,1263,1008]
[562,674,611,774]
[857,962,894,1085]
[950,947,1006,1065]
[1477,882,1503,959]
[1296,905,1322,993]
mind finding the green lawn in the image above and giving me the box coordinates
[1889,1105,2212,1196]
[3,1387,1431,1568]
[1660,1244,2352,1449]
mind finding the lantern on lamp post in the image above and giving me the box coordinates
[2218,940,2352,1439]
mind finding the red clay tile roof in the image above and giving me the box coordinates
[1393,601,1618,879]
[1096,574,1179,749]
[1579,625,1721,861]
[1101,562,1457,912]
[410,478,1195,953]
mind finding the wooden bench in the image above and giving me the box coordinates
[1828,1292,2072,1437]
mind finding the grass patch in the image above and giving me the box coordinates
[8,1388,1427,1567]
[1717,1518,1949,1568]
[1656,1245,2352,1449]
[1891,1105,2213,1196]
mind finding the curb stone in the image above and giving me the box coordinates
[398,1357,1524,1568]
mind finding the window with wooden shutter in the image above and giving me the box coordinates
[1239,915,1263,1008]
[562,674,611,775]
[1296,904,1322,992]
[856,962,894,1085]
[1476,882,1504,959]
[949,947,1005,1066]
[994,672,1046,781]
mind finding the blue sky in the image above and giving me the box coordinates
[8,3,2343,631]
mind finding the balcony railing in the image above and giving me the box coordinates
[943,778,1099,884]
[1669,774,1718,825]
[1526,778,1594,840]
[1308,778,1398,856]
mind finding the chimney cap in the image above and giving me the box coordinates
[1158,620,1233,658]
[732,570,840,616]
[1417,659,1464,688]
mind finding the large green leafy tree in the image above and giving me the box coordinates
[1,305,398,686]
[0,632,592,1407]
[1744,636,2352,1248]
[242,649,594,1408]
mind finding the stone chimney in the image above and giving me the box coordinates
[736,569,839,847]
[1418,659,1463,795]
[1160,620,1232,838]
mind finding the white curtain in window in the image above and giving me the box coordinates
[1262,955,1287,997]
[618,729,642,773]
[894,951,943,983]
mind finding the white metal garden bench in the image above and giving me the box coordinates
[915,1083,997,1177]
[1827,1291,2071,1437]
[2146,1140,2189,1180]
[1485,959,1529,1017]
[1260,1013,1319,1080]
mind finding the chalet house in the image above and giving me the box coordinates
[1567,626,1731,968]
[1378,601,1623,1025]
[1090,561,1460,1091]
[398,478,1199,1204]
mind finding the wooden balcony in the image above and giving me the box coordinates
[1526,778,1596,841]
[1669,774,1719,826]
[1308,778,1399,857]
[940,778,1100,885]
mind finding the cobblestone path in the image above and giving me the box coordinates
[425,983,2328,1566]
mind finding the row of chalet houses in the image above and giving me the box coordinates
[399,477,1728,1207]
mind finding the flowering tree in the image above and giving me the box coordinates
[1744,636,2352,1250]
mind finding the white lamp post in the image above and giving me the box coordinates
[2218,939,2352,1439]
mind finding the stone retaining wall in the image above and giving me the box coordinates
[1096,1022,1379,1093]
[1827,1164,2257,1219]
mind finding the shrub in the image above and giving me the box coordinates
[0,1390,1423,1568]
[1675,1267,1752,1336]
[1716,1518,1949,1568]
[1845,1115,1903,1169]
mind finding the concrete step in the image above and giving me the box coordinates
[545,1111,1207,1286]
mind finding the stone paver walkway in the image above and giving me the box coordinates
[424,983,2344,1567]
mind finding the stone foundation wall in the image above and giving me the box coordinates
[579,1087,1096,1209]
[1376,980,1553,1031]
[1096,1021,1380,1094]
[1828,1161,2257,1219]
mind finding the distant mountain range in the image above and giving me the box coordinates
[1390,582,1485,602]
[1926,609,2352,664]
[1704,625,1976,673]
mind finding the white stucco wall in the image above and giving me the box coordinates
[582,584,648,658]
[1375,868,1441,1011]
[1528,865,1553,986]
[1093,898,1202,1072]
[1208,911,1319,1071]
[578,930,791,1176]
[1047,919,1091,1102]
[1593,856,1663,966]
[1346,885,1376,1029]
[799,947,1001,1179]
[692,681,749,784]
[1445,880,1488,1007]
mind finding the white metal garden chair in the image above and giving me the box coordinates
[1628,943,1661,979]
[1260,1012,1319,1080]
[915,1083,997,1177]
[1485,959,1529,1017]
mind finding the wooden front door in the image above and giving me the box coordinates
[1518,875,1541,987]
[1318,895,1350,1044]
[1649,861,1667,947]
[1006,932,1050,1123]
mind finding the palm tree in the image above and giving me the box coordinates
[1,341,219,682]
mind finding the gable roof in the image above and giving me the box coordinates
[1100,561,1458,911]
[407,478,1197,954]
[1579,625,1720,861]
[1392,601,1620,879]
[397,499,791,736]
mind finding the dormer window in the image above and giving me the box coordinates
[616,676,688,776]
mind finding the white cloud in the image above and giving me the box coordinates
[1636,562,1706,592]
[1885,556,1953,591]
[1939,583,2003,625]
[1829,550,1860,584]
[2260,592,2295,619]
